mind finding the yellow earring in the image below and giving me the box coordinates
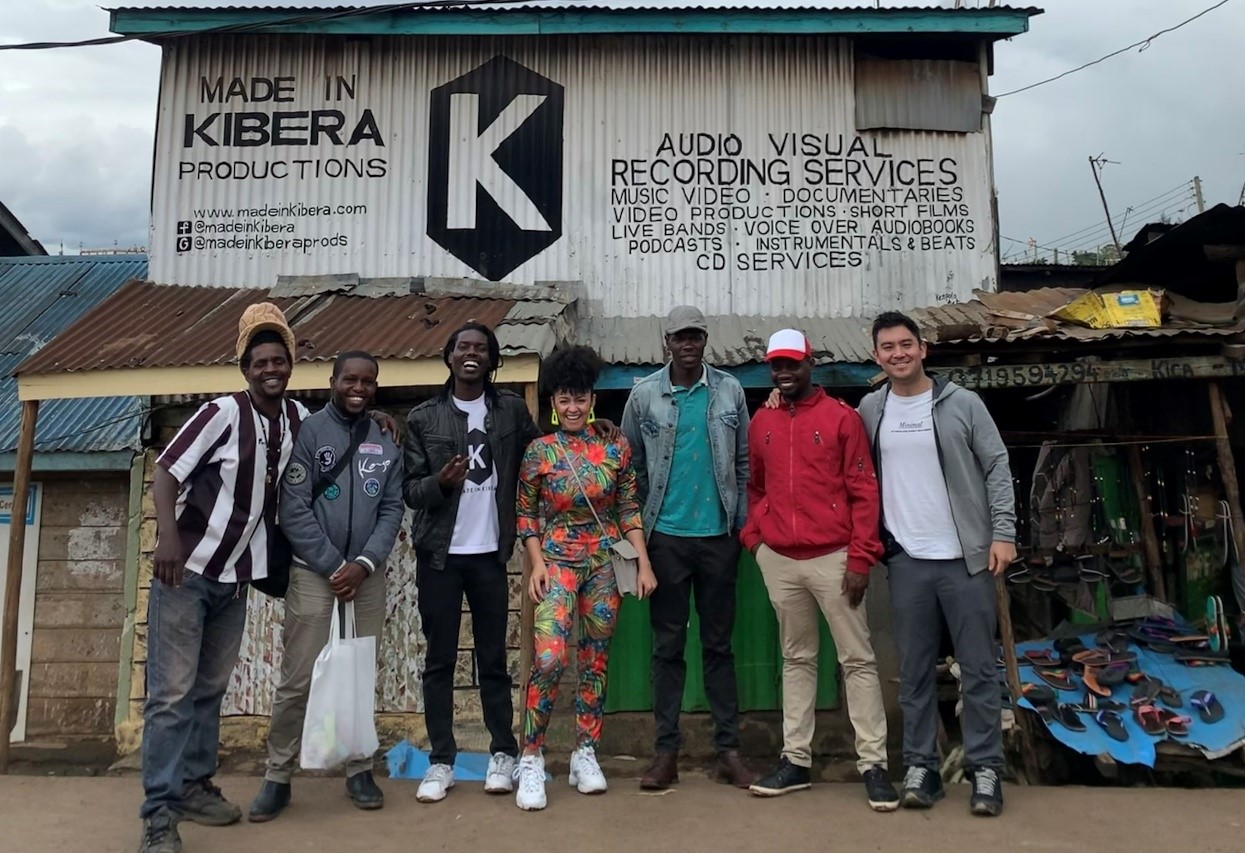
[588,409,597,423]
[550,410,559,426]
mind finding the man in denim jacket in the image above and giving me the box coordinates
[622,305,756,790]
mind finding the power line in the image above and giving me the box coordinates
[1044,182,1191,247]
[996,0,1237,98]
[1057,193,1195,252]
[0,0,543,51]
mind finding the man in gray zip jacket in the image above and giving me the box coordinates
[857,312,1015,819]
[249,351,404,821]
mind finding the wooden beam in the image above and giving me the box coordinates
[519,383,539,687]
[1,400,39,772]
[1128,445,1167,603]
[1208,383,1245,590]
[994,576,1041,784]
[941,354,1245,391]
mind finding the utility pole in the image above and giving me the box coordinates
[1089,154,1122,254]
[1193,175,1206,213]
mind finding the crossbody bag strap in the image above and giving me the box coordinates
[554,437,613,545]
[312,417,369,502]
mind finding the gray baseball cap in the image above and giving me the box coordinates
[664,305,708,336]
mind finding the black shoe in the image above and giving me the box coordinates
[969,768,1004,817]
[139,809,182,853]
[247,780,291,823]
[346,771,385,810]
[862,766,900,812]
[178,778,241,826]
[900,766,945,809]
[748,757,812,797]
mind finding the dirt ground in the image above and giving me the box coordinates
[2,768,1244,853]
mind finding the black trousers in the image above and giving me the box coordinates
[417,550,518,765]
[647,531,742,754]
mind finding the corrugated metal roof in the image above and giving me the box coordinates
[910,287,1245,345]
[0,256,147,454]
[113,4,1043,14]
[581,314,875,365]
[16,279,566,376]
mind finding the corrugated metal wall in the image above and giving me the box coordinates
[151,34,994,317]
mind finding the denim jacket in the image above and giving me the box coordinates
[621,362,750,538]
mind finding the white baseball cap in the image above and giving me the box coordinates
[765,329,812,362]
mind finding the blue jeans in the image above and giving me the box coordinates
[140,572,247,819]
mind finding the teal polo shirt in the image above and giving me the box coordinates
[653,374,729,537]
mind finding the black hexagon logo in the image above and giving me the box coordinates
[464,428,493,485]
[426,55,565,281]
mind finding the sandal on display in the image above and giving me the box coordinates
[1134,704,1166,736]
[1035,667,1077,691]
[1094,709,1129,742]
[1190,690,1225,724]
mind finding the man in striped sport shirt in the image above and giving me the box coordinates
[138,303,305,853]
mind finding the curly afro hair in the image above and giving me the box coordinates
[539,345,603,398]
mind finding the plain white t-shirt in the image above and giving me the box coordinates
[448,395,501,555]
[878,389,963,560]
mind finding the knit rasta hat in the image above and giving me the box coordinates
[235,302,296,362]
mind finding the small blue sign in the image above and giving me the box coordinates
[0,485,37,526]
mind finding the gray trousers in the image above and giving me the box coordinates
[264,566,386,782]
[888,551,1003,772]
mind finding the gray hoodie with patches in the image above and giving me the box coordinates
[279,403,405,577]
[858,376,1015,576]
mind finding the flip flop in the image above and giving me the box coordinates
[1095,661,1131,687]
[1190,689,1225,724]
[1161,709,1192,737]
[1208,596,1223,652]
[1082,665,1112,698]
[1036,667,1077,691]
[1176,650,1231,666]
[1021,682,1057,724]
[1216,595,1232,647]
[1024,649,1063,668]
[1094,709,1129,742]
[1134,704,1166,736]
[1130,679,1161,707]
[1056,703,1087,732]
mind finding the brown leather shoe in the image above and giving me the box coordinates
[714,750,759,789]
[640,753,679,790]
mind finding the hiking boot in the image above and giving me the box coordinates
[247,780,290,823]
[138,809,181,853]
[863,765,900,812]
[416,763,454,803]
[568,745,607,794]
[749,757,812,797]
[179,779,241,826]
[713,750,758,789]
[346,771,384,810]
[640,752,679,790]
[969,768,1004,817]
[901,766,945,809]
[485,752,517,794]
[514,754,547,811]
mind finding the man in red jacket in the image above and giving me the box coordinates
[742,329,897,811]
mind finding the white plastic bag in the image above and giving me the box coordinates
[299,601,379,770]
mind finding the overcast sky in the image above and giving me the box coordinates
[1,0,1242,259]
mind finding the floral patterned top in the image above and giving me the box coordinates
[517,429,644,566]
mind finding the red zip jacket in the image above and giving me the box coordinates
[740,388,883,574]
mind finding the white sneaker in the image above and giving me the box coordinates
[568,745,607,794]
[514,754,547,811]
[416,764,455,803]
[485,752,516,794]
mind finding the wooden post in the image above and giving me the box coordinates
[1128,445,1168,602]
[519,383,539,684]
[1,400,39,773]
[995,576,1041,783]
[1208,382,1245,579]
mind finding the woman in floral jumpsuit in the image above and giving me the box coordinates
[513,346,657,811]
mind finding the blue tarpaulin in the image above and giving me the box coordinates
[1016,634,1245,767]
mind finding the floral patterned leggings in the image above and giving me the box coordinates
[523,554,622,750]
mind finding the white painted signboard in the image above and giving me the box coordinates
[1,483,42,743]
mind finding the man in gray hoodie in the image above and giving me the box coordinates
[857,312,1015,819]
[248,350,404,821]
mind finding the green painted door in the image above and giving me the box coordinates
[604,549,840,713]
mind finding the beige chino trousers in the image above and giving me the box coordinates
[264,565,386,782]
[755,545,888,774]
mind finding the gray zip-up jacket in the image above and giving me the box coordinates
[279,403,405,577]
[858,376,1015,575]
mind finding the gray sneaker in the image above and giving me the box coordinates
[179,779,242,826]
[138,809,181,853]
